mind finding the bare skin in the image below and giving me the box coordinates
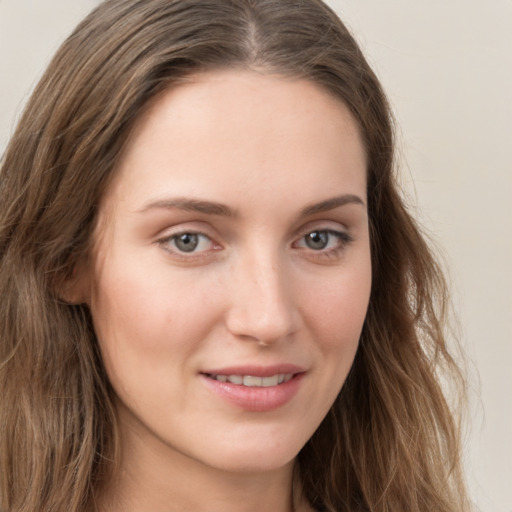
[76,70,370,512]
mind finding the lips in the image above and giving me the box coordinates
[200,364,305,412]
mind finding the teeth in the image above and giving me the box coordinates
[243,375,263,386]
[261,375,279,387]
[211,373,293,386]
[227,375,243,385]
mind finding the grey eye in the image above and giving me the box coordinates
[173,233,199,252]
[304,231,329,250]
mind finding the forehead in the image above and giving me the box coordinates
[104,69,367,215]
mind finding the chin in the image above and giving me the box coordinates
[192,428,307,474]
[207,451,297,475]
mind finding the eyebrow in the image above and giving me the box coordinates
[137,198,237,217]
[137,194,365,218]
[299,194,365,216]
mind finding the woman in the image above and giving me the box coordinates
[0,0,471,511]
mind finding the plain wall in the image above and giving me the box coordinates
[331,3,512,512]
[1,1,511,511]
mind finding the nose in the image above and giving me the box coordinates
[225,251,299,345]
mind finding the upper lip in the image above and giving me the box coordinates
[201,364,306,377]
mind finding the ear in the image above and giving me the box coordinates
[57,262,91,305]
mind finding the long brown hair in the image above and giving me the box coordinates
[0,1,470,510]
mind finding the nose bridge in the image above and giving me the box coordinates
[226,243,297,344]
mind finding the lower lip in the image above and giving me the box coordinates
[200,373,304,412]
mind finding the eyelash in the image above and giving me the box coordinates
[157,228,353,261]
[293,229,353,261]
[157,231,219,260]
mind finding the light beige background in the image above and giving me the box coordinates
[1,1,511,511]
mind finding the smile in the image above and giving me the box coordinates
[206,373,294,387]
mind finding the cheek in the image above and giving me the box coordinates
[88,266,207,412]
[302,264,371,345]
[89,254,223,370]
[292,265,370,434]
[298,258,371,397]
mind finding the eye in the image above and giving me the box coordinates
[160,231,215,254]
[294,229,352,253]
[303,231,331,250]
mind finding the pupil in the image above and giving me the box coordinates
[175,233,198,252]
[306,231,328,250]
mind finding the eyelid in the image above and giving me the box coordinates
[154,221,354,262]
[292,225,354,261]
[293,217,350,240]
[156,227,222,259]
[293,228,352,247]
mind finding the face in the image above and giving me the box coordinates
[83,70,371,475]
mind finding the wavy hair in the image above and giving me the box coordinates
[0,0,470,510]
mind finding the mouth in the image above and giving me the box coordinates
[200,367,304,411]
[204,373,294,387]
[199,364,305,410]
